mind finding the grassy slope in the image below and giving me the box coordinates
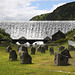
[1,28,75,75]
[66,29,75,39]
[0,44,75,75]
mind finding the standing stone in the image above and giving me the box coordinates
[31,47,36,54]
[58,46,65,51]
[44,36,52,44]
[19,36,27,44]
[68,45,75,51]
[19,45,28,56]
[54,52,68,66]
[21,46,28,52]
[9,50,17,61]
[17,45,21,51]
[45,44,48,50]
[73,35,75,41]
[20,51,32,64]
[19,45,32,64]
[41,45,45,53]
[6,46,12,52]
[61,48,71,58]
[49,47,54,55]
[37,45,42,52]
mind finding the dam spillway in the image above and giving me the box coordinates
[0,21,75,39]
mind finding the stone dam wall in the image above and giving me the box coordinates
[0,21,75,39]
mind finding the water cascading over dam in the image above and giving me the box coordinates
[0,21,75,39]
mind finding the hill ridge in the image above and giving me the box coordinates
[30,1,75,21]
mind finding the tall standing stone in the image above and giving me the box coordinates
[9,50,17,61]
[68,45,75,51]
[45,44,48,50]
[19,45,28,56]
[58,46,65,51]
[6,46,12,52]
[49,47,54,55]
[20,51,32,64]
[17,45,21,51]
[54,52,68,66]
[31,47,36,54]
[37,45,42,52]
[41,45,45,53]
[61,48,71,58]
[73,35,75,41]
[18,45,32,64]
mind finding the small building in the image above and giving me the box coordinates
[44,36,51,41]
[19,36,27,44]
[52,30,66,41]
[44,36,52,43]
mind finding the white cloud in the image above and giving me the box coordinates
[0,0,66,21]
[49,3,66,12]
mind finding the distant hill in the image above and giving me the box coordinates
[30,1,75,21]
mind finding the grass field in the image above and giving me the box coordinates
[0,44,75,75]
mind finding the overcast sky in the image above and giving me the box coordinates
[0,0,75,21]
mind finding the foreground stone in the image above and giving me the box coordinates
[61,48,71,58]
[45,44,48,50]
[41,45,45,53]
[31,47,36,54]
[49,47,54,55]
[9,50,17,61]
[54,52,68,66]
[20,51,32,64]
[19,45,28,55]
[17,45,21,51]
[73,35,75,41]
[37,46,41,52]
[6,46,12,52]
[58,46,65,51]
[68,45,75,51]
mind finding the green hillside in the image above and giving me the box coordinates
[30,1,75,21]
[0,28,11,46]
[0,28,11,39]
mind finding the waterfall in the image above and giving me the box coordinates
[0,21,74,39]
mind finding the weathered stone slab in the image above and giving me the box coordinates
[17,45,21,51]
[31,47,36,54]
[41,45,45,53]
[73,35,75,41]
[9,50,17,61]
[61,48,71,58]
[19,45,28,55]
[54,52,68,66]
[20,51,32,64]
[6,46,12,52]
[58,46,65,51]
[45,44,48,50]
[68,45,75,51]
[37,45,42,52]
[49,47,54,55]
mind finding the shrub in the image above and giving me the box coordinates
[0,28,12,46]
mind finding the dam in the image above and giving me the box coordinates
[0,21,75,39]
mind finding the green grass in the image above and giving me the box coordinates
[0,44,75,75]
